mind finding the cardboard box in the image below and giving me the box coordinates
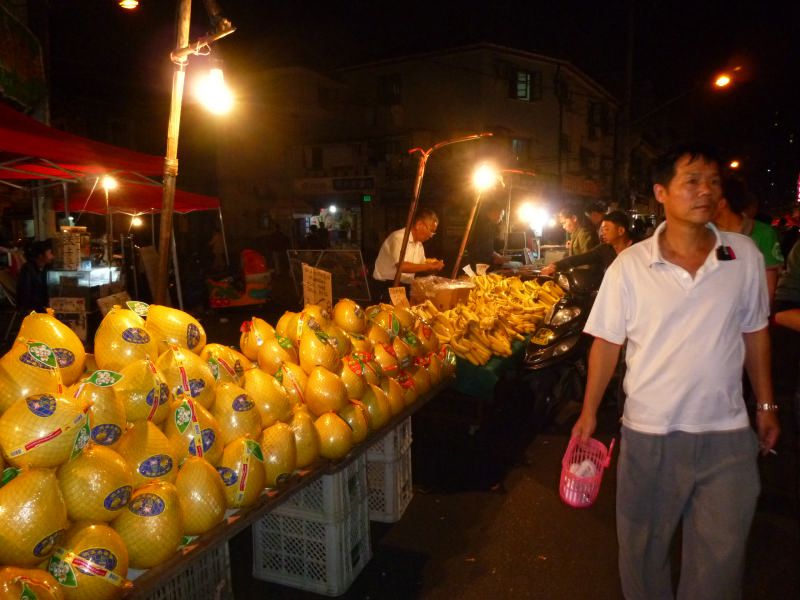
[432,285,473,312]
[50,297,87,313]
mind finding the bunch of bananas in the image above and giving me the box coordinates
[410,275,564,366]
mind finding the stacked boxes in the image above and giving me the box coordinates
[366,418,414,523]
[252,455,372,596]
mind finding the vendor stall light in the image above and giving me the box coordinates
[472,164,498,192]
[517,202,534,222]
[729,160,740,169]
[118,0,139,9]
[196,67,233,115]
[102,175,118,191]
[329,205,337,214]
[528,207,550,239]
[131,216,143,227]
[714,73,732,88]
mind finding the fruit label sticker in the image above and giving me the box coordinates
[276,335,293,350]
[403,331,421,347]
[121,328,151,344]
[138,454,173,478]
[187,323,201,349]
[145,383,170,409]
[235,456,251,505]
[20,582,38,600]
[245,439,264,461]
[217,466,238,487]
[217,357,237,377]
[9,406,87,458]
[177,376,205,399]
[87,370,123,387]
[25,341,58,368]
[33,529,64,557]
[27,394,56,417]
[50,547,129,589]
[1,467,20,487]
[92,423,123,446]
[126,300,149,317]
[232,394,254,412]
[208,357,221,381]
[129,492,166,516]
[174,399,194,434]
[48,553,78,587]
[104,485,132,511]
[77,548,118,574]
[70,416,91,460]
[188,429,215,458]
[54,347,75,368]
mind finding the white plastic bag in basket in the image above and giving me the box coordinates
[569,459,597,479]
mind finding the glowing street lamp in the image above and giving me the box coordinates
[118,0,139,9]
[195,63,233,114]
[451,164,500,279]
[714,73,732,88]
[729,160,741,169]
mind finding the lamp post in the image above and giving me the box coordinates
[154,0,235,305]
[102,175,118,283]
[391,133,493,288]
[450,164,500,279]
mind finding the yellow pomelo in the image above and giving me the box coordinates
[49,521,129,600]
[274,311,299,345]
[274,363,307,405]
[57,444,134,522]
[304,367,347,417]
[218,437,266,508]
[360,384,392,431]
[396,371,419,406]
[115,421,177,488]
[397,329,424,358]
[338,401,368,444]
[0,469,68,567]
[373,343,399,378]
[211,382,262,446]
[369,308,400,340]
[144,304,206,355]
[0,394,89,469]
[314,412,354,460]
[0,567,63,600]
[18,309,86,386]
[322,323,351,359]
[175,457,226,535]
[333,299,366,334]
[408,366,431,396]
[366,323,391,347]
[298,329,340,375]
[256,335,298,375]
[115,359,170,425]
[201,343,246,386]
[93,307,158,373]
[380,377,406,416]
[156,347,216,410]
[416,321,440,354]
[83,354,99,376]
[69,376,126,449]
[243,368,292,427]
[427,352,443,387]
[393,306,416,331]
[112,481,183,569]
[347,333,373,354]
[289,406,320,469]
[298,305,330,334]
[239,317,275,361]
[392,336,414,369]
[260,422,297,488]
[0,341,61,414]
[339,355,368,400]
[164,398,223,466]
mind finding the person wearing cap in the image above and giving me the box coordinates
[558,203,599,257]
[572,143,778,599]
[17,239,54,314]
[540,210,632,276]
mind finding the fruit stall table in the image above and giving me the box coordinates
[122,387,440,599]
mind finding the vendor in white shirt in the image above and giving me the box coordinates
[372,208,444,301]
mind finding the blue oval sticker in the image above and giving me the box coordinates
[217,466,238,487]
[138,454,173,478]
[104,485,132,511]
[122,327,151,345]
[77,548,118,575]
[232,394,254,412]
[91,423,123,446]
[128,493,165,517]
[27,395,56,417]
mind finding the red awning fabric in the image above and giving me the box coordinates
[0,102,163,180]
[55,181,220,215]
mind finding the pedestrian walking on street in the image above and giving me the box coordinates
[572,143,780,600]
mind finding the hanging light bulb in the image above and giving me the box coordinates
[118,0,139,9]
[102,175,118,191]
[195,63,234,115]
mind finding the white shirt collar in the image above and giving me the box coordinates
[648,221,724,267]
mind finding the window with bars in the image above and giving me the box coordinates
[509,69,542,102]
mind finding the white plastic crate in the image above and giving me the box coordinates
[367,417,412,461]
[252,495,372,596]
[135,542,233,600]
[275,455,367,521]
[366,447,413,523]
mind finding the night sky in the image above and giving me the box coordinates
[46,0,800,208]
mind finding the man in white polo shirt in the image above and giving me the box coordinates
[572,144,780,599]
[372,208,444,301]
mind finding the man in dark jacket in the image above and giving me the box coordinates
[558,203,599,256]
[17,239,53,313]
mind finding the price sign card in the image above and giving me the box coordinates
[302,264,333,312]
[389,286,410,308]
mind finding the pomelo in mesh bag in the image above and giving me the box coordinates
[289,405,319,469]
[322,323,351,359]
[260,422,297,488]
[0,393,89,469]
[69,371,126,448]
[339,354,368,400]
[380,376,406,416]
[359,384,391,432]
[164,397,223,466]
[0,468,68,567]
[175,456,226,535]
[396,370,419,406]
[256,334,298,375]
[298,328,340,375]
[211,382,262,446]
[373,343,399,378]
[156,346,216,410]
[201,343,246,386]
[218,437,265,508]
[115,421,177,488]
[273,362,307,406]
[368,306,401,341]
[0,567,63,600]
[338,400,368,444]
[47,521,129,600]
[427,352,443,387]
[347,332,373,354]
[18,309,86,386]
[83,353,99,376]
[114,358,170,425]
[144,304,206,356]
[274,311,300,345]
[0,341,61,414]
[314,412,354,460]
[57,444,133,523]
[93,307,158,373]
[243,368,292,427]
[392,335,415,370]
[415,320,440,355]
[304,366,348,417]
[112,481,183,569]
[333,298,367,334]
[239,317,275,361]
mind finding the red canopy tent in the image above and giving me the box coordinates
[55,181,220,215]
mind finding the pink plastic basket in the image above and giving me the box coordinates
[559,436,615,508]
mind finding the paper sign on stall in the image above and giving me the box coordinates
[302,263,333,312]
[389,286,410,308]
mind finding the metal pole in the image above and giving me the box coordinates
[451,194,482,279]
[62,182,70,224]
[218,206,229,266]
[155,0,191,306]
[502,177,513,255]
[171,228,184,310]
[105,188,113,283]
[392,152,429,287]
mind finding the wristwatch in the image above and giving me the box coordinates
[756,403,779,412]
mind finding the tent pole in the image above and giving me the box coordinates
[171,226,184,311]
[62,182,70,224]
[151,213,156,246]
[218,207,229,266]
